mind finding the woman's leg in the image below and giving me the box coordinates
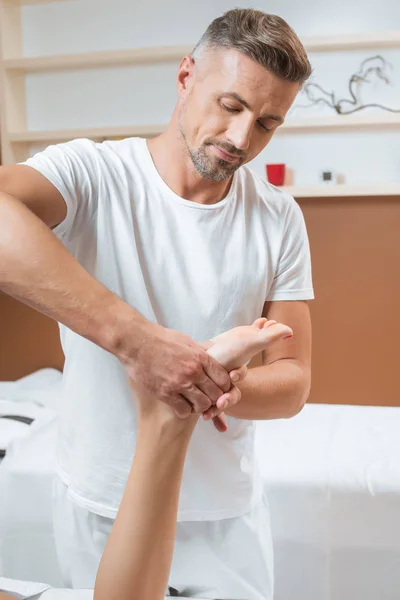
[94,394,198,600]
[93,318,292,600]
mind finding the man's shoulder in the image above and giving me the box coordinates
[239,164,298,214]
[47,136,144,164]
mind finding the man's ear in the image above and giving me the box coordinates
[177,55,195,95]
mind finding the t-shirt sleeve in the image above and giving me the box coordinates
[21,138,100,242]
[267,197,314,301]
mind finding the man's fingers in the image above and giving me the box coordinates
[212,412,228,433]
[196,377,225,407]
[171,396,193,419]
[203,386,242,420]
[181,385,213,413]
[202,353,231,393]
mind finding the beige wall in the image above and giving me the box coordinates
[0,291,64,380]
[299,195,400,406]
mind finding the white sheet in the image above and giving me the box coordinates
[1,382,400,599]
[0,576,51,599]
[0,370,62,586]
[0,577,209,600]
[0,368,62,406]
[0,369,63,406]
[256,403,400,600]
[0,369,62,455]
[0,410,60,585]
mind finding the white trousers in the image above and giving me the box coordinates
[52,477,274,599]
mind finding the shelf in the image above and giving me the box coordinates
[9,124,166,143]
[280,112,400,132]
[10,111,400,145]
[283,184,400,197]
[303,30,400,52]
[6,0,75,4]
[4,46,190,72]
[4,30,400,73]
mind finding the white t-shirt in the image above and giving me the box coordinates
[23,137,314,521]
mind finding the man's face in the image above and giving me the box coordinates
[177,48,300,181]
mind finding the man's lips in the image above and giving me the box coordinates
[213,146,242,163]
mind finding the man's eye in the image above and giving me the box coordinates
[257,121,273,132]
[221,103,240,113]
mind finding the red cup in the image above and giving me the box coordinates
[266,163,286,186]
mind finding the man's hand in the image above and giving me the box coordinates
[122,322,240,420]
[209,365,248,432]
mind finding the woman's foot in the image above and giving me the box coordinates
[207,317,292,372]
[133,318,292,430]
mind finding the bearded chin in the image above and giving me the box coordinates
[178,119,240,182]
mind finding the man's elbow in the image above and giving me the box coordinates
[285,371,311,418]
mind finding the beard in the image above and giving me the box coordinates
[179,119,245,182]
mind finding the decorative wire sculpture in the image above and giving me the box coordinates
[298,55,400,115]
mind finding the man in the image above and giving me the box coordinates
[0,8,313,600]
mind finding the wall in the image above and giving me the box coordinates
[299,195,400,406]
[21,0,400,184]
[0,292,64,380]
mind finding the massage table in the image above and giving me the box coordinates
[0,577,207,600]
[256,403,400,600]
[0,371,63,586]
[1,371,400,599]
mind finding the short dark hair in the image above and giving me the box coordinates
[192,8,312,86]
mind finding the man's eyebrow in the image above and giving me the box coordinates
[223,91,252,110]
[222,92,284,124]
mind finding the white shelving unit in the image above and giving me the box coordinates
[7,0,73,4]
[9,124,165,143]
[280,112,400,132]
[302,30,400,52]
[8,111,400,145]
[0,1,399,201]
[3,31,400,74]
[4,46,191,73]
[282,184,400,198]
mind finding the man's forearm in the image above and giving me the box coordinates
[0,192,148,357]
[225,360,311,420]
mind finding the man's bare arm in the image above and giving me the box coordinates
[0,165,234,418]
[205,301,312,420]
